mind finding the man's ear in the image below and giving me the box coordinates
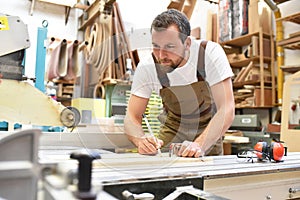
[184,37,191,50]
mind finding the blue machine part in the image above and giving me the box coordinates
[34,24,48,93]
[0,122,21,131]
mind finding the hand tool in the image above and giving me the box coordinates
[142,114,162,156]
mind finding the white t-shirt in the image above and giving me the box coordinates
[131,39,234,98]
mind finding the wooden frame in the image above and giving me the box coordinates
[280,70,300,152]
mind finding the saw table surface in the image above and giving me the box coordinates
[39,146,300,182]
[39,146,300,199]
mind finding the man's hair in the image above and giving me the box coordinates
[151,9,191,44]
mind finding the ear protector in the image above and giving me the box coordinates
[254,140,287,162]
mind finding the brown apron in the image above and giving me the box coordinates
[155,41,223,156]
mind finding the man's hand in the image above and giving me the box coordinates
[136,136,163,155]
[177,140,204,158]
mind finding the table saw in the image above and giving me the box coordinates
[40,148,300,200]
[1,129,300,200]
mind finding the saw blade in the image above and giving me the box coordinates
[60,106,81,128]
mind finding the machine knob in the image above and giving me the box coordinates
[70,150,101,199]
[266,195,272,199]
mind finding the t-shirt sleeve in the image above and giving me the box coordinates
[130,61,156,99]
[205,42,234,86]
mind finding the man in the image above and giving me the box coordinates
[124,9,235,158]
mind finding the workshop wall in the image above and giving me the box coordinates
[1,0,78,79]
[277,0,300,67]
[1,0,217,79]
[2,0,300,128]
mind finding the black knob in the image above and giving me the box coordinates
[70,150,101,193]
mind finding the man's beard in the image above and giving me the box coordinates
[157,56,184,73]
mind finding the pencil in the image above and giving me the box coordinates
[142,114,162,156]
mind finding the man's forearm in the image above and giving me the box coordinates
[194,107,234,153]
[124,112,145,147]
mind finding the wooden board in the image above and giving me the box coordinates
[280,71,300,152]
[93,153,213,168]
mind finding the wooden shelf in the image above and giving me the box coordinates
[220,32,272,47]
[221,29,276,107]
[277,36,300,50]
[52,79,75,106]
[230,57,272,68]
[236,106,274,109]
[167,0,196,20]
[274,0,292,4]
[277,10,300,78]
[281,65,300,73]
[35,0,79,7]
[277,12,300,25]
[233,80,272,89]
[29,0,87,24]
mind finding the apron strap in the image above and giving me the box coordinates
[153,53,170,88]
[197,40,208,81]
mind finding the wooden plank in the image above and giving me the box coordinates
[167,0,185,11]
[78,0,101,30]
[114,2,137,69]
[78,0,116,31]
[234,61,253,83]
[93,153,214,168]
[276,12,300,24]
[220,32,271,47]
[289,31,300,38]
[281,65,300,73]
[277,36,300,50]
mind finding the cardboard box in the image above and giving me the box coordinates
[254,88,272,106]
[267,124,281,133]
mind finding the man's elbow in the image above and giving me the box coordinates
[226,103,235,127]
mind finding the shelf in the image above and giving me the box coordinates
[221,28,276,107]
[35,0,79,7]
[281,65,300,73]
[29,0,87,24]
[52,78,75,85]
[167,0,196,20]
[277,12,300,25]
[220,32,272,47]
[274,0,292,4]
[230,57,272,68]
[235,106,274,109]
[277,35,300,50]
[233,80,272,89]
[277,12,300,50]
